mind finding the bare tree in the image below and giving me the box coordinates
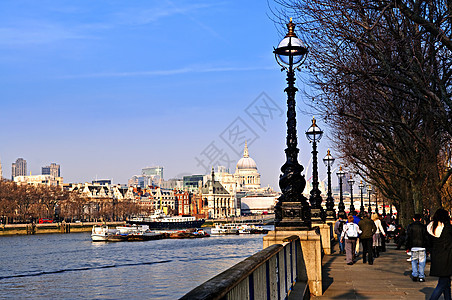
[273,0,451,224]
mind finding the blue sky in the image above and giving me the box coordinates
[0,0,338,189]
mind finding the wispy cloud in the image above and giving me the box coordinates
[0,22,91,46]
[59,65,275,79]
[164,0,228,43]
[114,2,214,26]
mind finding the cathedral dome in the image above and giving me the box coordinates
[236,141,257,170]
[237,157,257,170]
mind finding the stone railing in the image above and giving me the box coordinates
[180,235,308,300]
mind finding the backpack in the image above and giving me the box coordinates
[338,220,345,235]
[346,223,359,238]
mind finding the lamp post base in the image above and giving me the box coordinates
[310,208,325,223]
[325,209,336,220]
[275,201,311,230]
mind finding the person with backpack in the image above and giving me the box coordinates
[334,214,347,254]
[341,215,362,265]
[359,212,377,265]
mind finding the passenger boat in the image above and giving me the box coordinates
[116,225,165,241]
[91,225,127,242]
[91,225,164,242]
[129,210,205,230]
[210,223,240,235]
[238,224,269,234]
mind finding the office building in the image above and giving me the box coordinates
[142,166,164,180]
[11,158,27,180]
[42,163,61,178]
[183,175,204,191]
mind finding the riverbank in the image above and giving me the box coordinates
[0,221,126,236]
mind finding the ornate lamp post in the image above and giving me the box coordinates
[348,175,355,213]
[382,196,387,217]
[273,18,310,229]
[336,166,346,218]
[306,117,324,221]
[323,149,335,220]
[359,180,365,217]
[367,184,372,214]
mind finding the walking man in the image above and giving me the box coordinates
[334,214,347,254]
[358,212,377,265]
[406,213,429,282]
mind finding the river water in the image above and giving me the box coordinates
[0,231,265,299]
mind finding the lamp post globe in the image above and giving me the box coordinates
[348,175,355,213]
[359,181,365,217]
[273,18,310,229]
[323,149,335,220]
[336,166,346,218]
[306,117,324,222]
[367,185,372,214]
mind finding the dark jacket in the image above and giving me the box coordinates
[405,221,429,250]
[428,223,452,277]
[358,218,377,239]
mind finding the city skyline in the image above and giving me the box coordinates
[0,1,339,189]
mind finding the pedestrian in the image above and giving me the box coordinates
[351,211,362,257]
[395,225,407,250]
[341,215,362,265]
[334,214,347,254]
[405,213,429,282]
[427,208,452,300]
[358,212,377,265]
[371,213,386,258]
[380,214,388,252]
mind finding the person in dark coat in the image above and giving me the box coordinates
[405,213,430,282]
[358,212,377,265]
[427,208,452,300]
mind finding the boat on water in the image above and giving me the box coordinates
[129,210,205,230]
[91,225,164,242]
[237,224,269,234]
[210,223,270,235]
[91,225,126,242]
[168,228,210,239]
[210,223,240,235]
[116,225,165,241]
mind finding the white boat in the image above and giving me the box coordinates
[91,225,123,241]
[116,225,164,241]
[210,223,239,235]
[91,225,163,242]
[129,210,205,229]
[238,224,269,234]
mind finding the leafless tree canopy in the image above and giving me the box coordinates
[0,180,141,224]
[273,0,451,225]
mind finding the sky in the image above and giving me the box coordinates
[0,0,341,189]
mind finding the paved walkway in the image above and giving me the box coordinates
[312,240,444,299]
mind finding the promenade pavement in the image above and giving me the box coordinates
[312,240,444,299]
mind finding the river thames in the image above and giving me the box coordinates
[0,231,265,299]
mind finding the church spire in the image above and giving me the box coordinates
[243,141,249,158]
[211,167,215,182]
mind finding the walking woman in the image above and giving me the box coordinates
[372,213,386,258]
[427,208,452,300]
[341,215,362,265]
